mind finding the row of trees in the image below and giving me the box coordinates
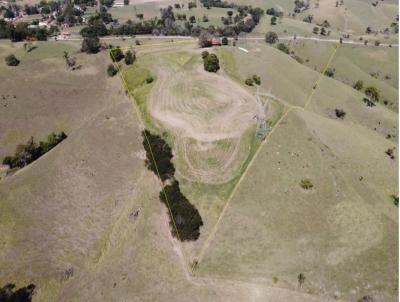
[2,132,67,169]
[0,20,53,41]
[141,130,203,241]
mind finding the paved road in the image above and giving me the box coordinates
[57,34,398,47]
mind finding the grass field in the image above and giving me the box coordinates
[0,6,398,299]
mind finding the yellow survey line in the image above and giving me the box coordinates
[303,45,339,109]
[194,44,340,269]
[195,105,295,267]
[110,49,190,270]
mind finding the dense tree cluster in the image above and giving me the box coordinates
[0,283,35,302]
[160,180,203,241]
[142,130,175,181]
[202,51,220,72]
[141,130,203,241]
[2,132,67,169]
[0,20,51,41]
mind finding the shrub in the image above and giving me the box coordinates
[391,194,399,207]
[5,54,20,66]
[110,47,124,62]
[203,53,220,72]
[202,15,209,22]
[335,109,346,119]
[124,50,136,65]
[277,43,289,54]
[159,180,203,241]
[270,16,277,25]
[362,97,375,107]
[313,26,319,34]
[107,64,117,76]
[245,78,254,86]
[354,80,363,90]
[365,86,379,102]
[298,273,306,287]
[385,148,395,159]
[300,179,313,190]
[324,68,335,77]
[221,36,228,45]
[142,130,175,181]
[265,31,278,44]
[252,74,261,85]
[145,76,154,83]
[358,296,374,302]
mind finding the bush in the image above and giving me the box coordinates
[391,194,399,207]
[2,132,67,169]
[270,16,277,25]
[203,53,220,72]
[252,74,261,85]
[365,86,379,102]
[313,26,319,34]
[362,97,376,107]
[145,76,154,83]
[142,130,175,181]
[354,80,363,90]
[81,37,100,54]
[385,148,395,159]
[265,31,278,44]
[160,180,203,241]
[110,47,124,62]
[201,50,209,59]
[300,179,313,190]
[5,54,20,66]
[245,78,254,86]
[277,43,289,54]
[124,50,136,65]
[335,108,346,119]
[221,36,228,45]
[324,68,335,77]
[107,64,117,76]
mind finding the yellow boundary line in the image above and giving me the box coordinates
[110,49,190,270]
[194,44,340,269]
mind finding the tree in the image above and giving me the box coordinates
[365,86,379,102]
[265,31,278,44]
[270,16,277,25]
[202,15,209,22]
[201,50,209,59]
[110,47,124,62]
[107,64,117,76]
[189,15,196,23]
[335,108,346,119]
[221,36,228,45]
[324,68,335,77]
[245,78,254,86]
[124,50,135,65]
[320,27,326,35]
[203,53,220,72]
[366,26,372,34]
[298,273,306,287]
[81,37,100,53]
[5,54,19,66]
[312,26,319,34]
[63,51,76,68]
[124,0,129,4]
[198,30,212,48]
[354,80,363,90]
[252,75,261,85]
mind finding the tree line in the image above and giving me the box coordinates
[142,130,203,241]
[2,131,67,169]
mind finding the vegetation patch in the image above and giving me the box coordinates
[202,51,220,72]
[300,178,314,190]
[142,130,175,182]
[2,132,67,169]
[0,283,36,302]
[160,180,203,241]
[141,130,203,241]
